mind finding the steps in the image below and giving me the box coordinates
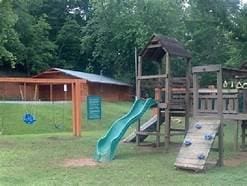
[123,115,158,143]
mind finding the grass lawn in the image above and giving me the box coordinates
[1,101,247,185]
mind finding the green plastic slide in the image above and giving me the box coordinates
[94,98,156,162]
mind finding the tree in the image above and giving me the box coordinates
[56,18,83,69]
[13,0,56,74]
[81,0,185,82]
[0,0,19,69]
[226,5,247,66]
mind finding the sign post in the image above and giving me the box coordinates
[87,96,101,120]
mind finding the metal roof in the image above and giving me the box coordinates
[51,68,130,86]
[140,34,192,61]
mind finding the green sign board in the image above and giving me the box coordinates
[87,96,102,120]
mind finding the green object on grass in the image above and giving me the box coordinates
[94,98,156,162]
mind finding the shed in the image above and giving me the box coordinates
[33,68,131,101]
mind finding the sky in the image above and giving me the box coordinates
[242,0,247,4]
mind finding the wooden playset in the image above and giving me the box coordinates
[127,34,247,171]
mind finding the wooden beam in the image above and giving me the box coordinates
[135,48,138,99]
[147,43,162,49]
[137,74,167,80]
[241,121,246,148]
[50,84,53,101]
[164,52,171,152]
[136,55,142,145]
[193,72,199,117]
[217,68,224,167]
[136,56,142,99]
[24,83,27,101]
[192,65,221,73]
[72,82,76,136]
[234,121,239,151]
[185,59,191,132]
[75,80,81,136]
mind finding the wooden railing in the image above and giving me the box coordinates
[197,89,239,114]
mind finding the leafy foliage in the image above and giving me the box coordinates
[0,0,246,83]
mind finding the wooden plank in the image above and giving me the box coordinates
[234,121,239,151]
[164,53,171,152]
[187,125,219,133]
[198,110,217,113]
[147,43,162,48]
[201,98,206,110]
[217,68,224,166]
[192,64,221,73]
[198,88,238,94]
[207,99,213,111]
[228,99,234,111]
[137,74,167,80]
[224,114,247,120]
[136,131,164,136]
[175,162,204,170]
[193,73,199,116]
[242,121,246,147]
[198,94,238,99]
[178,145,213,153]
[75,80,81,136]
[136,56,142,145]
[176,158,207,164]
[191,119,221,125]
[185,59,191,132]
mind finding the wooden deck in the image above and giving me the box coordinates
[175,118,220,171]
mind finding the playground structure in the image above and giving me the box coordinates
[134,34,192,150]
[95,34,192,162]
[95,34,247,171]
[0,78,82,136]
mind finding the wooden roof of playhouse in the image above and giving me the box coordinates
[139,34,192,61]
[33,68,130,86]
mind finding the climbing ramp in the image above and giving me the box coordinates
[123,115,158,143]
[175,118,221,171]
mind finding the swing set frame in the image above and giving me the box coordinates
[0,77,83,136]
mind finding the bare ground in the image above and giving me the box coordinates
[224,151,247,167]
[63,158,98,167]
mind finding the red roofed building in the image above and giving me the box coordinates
[33,68,131,101]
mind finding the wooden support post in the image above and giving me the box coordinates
[136,55,142,146]
[164,52,171,152]
[241,121,246,148]
[185,59,191,132]
[136,56,142,99]
[135,47,138,99]
[24,83,27,101]
[217,67,224,166]
[75,80,82,136]
[155,63,162,147]
[192,73,199,117]
[71,81,81,137]
[234,120,239,151]
[50,84,53,101]
[72,83,76,136]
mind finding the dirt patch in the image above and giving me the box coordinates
[47,136,76,141]
[224,152,247,167]
[0,140,15,148]
[63,158,98,167]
